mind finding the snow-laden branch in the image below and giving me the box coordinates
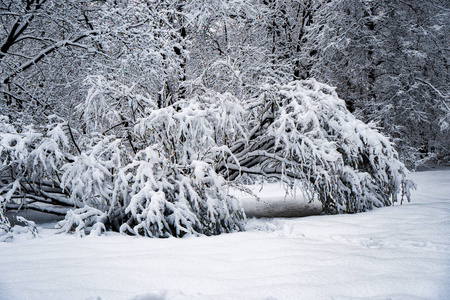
[1,64,415,238]
[219,79,414,213]
[2,30,98,84]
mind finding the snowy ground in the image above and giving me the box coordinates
[0,169,449,300]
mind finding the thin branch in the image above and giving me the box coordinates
[2,30,98,84]
[65,122,81,155]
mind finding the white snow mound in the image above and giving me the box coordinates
[0,169,449,300]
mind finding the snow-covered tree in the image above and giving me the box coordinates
[1,0,420,240]
[88,0,188,104]
[0,0,102,128]
[301,0,449,166]
[113,148,245,237]
[1,77,415,238]
[0,115,77,216]
[218,79,414,213]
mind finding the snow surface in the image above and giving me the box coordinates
[231,183,322,218]
[0,169,449,300]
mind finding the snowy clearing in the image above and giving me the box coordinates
[0,169,449,300]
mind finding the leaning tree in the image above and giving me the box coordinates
[1,78,414,239]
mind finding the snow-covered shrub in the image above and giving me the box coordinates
[0,213,40,242]
[15,216,39,237]
[106,90,247,237]
[0,117,40,215]
[53,84,248,238]
[0,76,416,239]
[0,117,40,177]
[0,116,86,231]
[114,147,245,238]
[29,122,73,183]
[245,79,414,213]
[0,116,70,182]
[1,116,33,238]
[61,135,122,209]
[56,205,108,237]
[134,90,247,164]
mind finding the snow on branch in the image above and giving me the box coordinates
[60,135,122,209]
[113,147,245,238]
[223,79,415,213]
[0,77,415,239]
[56,205,108,237]
[2,31,98,84]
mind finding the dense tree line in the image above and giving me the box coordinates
[1,0,446,238]
[302,0,449,166]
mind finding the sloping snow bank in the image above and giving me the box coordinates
[0,169,449,300]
